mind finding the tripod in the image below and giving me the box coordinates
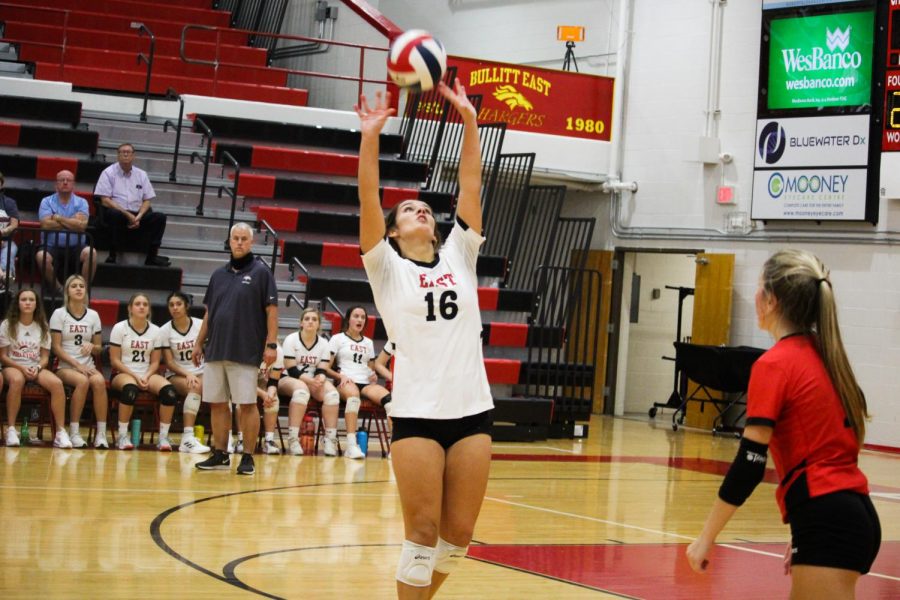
[562,41,579,72]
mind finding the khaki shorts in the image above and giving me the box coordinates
[203,361,257,405]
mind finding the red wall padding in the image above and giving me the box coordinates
[321,243,363,269]
[255,206,299,231]
[89,299,120,326]
[477,287,499,311]
[484,359,521,385]
[0,122,21,146]
[236,174,275,198]
[488,322,528,348]
[382,186,418,209]
[251,146,358,177]
[36,156,78,180]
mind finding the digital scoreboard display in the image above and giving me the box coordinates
[767,10,875,110]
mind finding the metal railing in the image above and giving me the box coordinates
[130,22,156,122]
[162,88,185,182]
[213,0,290,54]
[256,219,278,273]
[189,116,213,216]
[218,150,240,244]
[505,186,565,289]
[179,24,391,102]
[482,153,535,276]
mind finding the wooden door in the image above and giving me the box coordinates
[574,250,615,414]
[684,253,734,429]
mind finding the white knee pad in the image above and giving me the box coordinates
[323,389,340,406]
[434,538,468,574]
[382,401,393,417]
[345,396,360,414]
[182,392,201,416]
[264,397,280,414]
[396,540,436,587]
[290,388,310,406]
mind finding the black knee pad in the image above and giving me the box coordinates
[120,384,139,406]
[159,385,178,407]
[381,393,392,406]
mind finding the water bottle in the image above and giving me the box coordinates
[357,430,368,456]
[21,417,28,446]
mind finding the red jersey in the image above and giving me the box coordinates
[746,334,868,522]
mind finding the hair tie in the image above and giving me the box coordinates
[817,277,829,286]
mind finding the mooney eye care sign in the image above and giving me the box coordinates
[753,1,883,223]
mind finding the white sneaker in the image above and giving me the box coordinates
[53,430,73,449]
[117,433,134,450]
[323,437,337,457]
[158,436,173,452]
[288,437,303,456]
[94,433,109,449]
[344,444,365,460]
[179,437,210,454]
[235,440,244,454]
[70,432,88,449]
[264,439,280,455]
[227,435,234,454]
[6,427,20,447]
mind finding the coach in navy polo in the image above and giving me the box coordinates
[193,222,279,476]
[94,142,170,266]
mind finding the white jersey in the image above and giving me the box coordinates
[0,319,50,369]
[49,307,102,369]
[282,332,329,378]
[327,332,375,385]
[158,317,203,376]
[110,319,160,377]
[362,220,493,419]
[258,345,284,386]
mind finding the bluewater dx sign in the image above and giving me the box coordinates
[754,115,869,167]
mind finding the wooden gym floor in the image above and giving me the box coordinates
[1,415,898,599]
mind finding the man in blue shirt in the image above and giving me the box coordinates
[35,170,97,288]
[0,171,20,288]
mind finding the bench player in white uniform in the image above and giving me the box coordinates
[108,293,174,451]
[1,288,69,448]
[279,307,340,456]
[239,342,284,454]
[357,80,494,597]
[319,305,392,459]
[49,274,108,448]
[158,291,210,454]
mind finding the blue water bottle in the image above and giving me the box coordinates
[357,431,368,457]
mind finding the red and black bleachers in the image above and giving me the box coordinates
[0,94,82,127]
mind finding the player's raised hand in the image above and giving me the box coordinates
[355,91,395,137]
[438,78,476,122]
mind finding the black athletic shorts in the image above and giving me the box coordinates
[391,409,493,450]
[788,490,881,574]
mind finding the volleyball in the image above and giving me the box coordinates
[387,29,447,92]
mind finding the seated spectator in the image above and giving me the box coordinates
[0,288,69,448]
[94,143,170,267]
[49,275,108,448]
[0,171,20,287]
[35,170,97,290]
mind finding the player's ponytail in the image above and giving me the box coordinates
[761,250,868,445]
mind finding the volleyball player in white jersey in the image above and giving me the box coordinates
[374,340,395,386]
[246,342,283,454]
[319,305,392,460]
[158,291,210,454]
[279,306,340,456]
[50,275,108,448]
[357,80,493,598]
[108,293,174,451]
[1,288,70,448]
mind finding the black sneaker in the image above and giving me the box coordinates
[105,253,117,264]
[145,255,171,267]
[236,453,255,476]
[195,450,230,470]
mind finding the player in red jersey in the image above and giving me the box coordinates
[687,249,880,599]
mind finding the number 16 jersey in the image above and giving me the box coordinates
[363,219,493,419]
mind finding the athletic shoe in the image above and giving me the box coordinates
[235,440,244,454]
[179,437,210,454]
[94,433,109,449]
[264,439,280,455]
[158,436,173,452]
[323,437,338,457]
[53,430,73,449]
[226,436,234,454]
[288,437,303,456]
[236,453,255,475]
[70,432,88,449]
[195,450,231,470]
[6,427,20,447]
[344,444,365,460]
[116,433,134,451]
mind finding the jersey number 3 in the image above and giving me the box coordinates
[424,290,458,322]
